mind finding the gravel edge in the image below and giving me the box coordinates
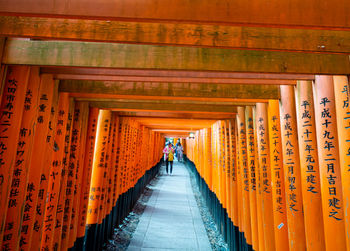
[103,175,161,251]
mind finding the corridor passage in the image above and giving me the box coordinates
[128,162,212,251]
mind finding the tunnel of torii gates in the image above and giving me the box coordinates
[1,1,350,251]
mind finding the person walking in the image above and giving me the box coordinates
[163,142,175,175]
[176,142,183,162]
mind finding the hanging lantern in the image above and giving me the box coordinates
[189,132,195,139]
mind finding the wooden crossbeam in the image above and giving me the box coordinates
[0,0,349,29]
[132,117,216,129]
[42,67,315,80]
[1,16,350,53]
[3,39,350,74]
[60,80,280,100]
[56,74,295,85]
[118,112,236,120]
[88,100,238,113]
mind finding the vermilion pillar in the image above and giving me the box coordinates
[314,75,347,250]
[253,106,265,251]
[333,75,350,249]
[77,108,99,239]
[296,81,326,250]
[279,85,306,251]
[3,67,41,251]
[245,106,258,250]
[0,66,30,248]
[20,74,56,251]
[40,92,70,251]
[255,103,275,251]
[52,97,74,250]
[30,80,60,250]
[87,110,111,225]
[267,99,289,251]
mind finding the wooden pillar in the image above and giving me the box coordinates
[253,106,265,251]
[333,75,350,249]
[267,99,289,251]
[296,81,326,250]
[279,85,307,250]
[237,107,252,244]
[39,92,70,250]
[211,122,218,198]
[29,80,60,250]
[245,106,259,250]
[52,97,74,250]
[87,110,111,224]
[76,108,99,240]
[19,74,56,251]
[68,103,89,249]
[61,102,88,250]
[224,122,231,220]
[109,115,120,224]
[255,103,275,251]
[204,128,212,190]
[229,119,238,227]
[219,121,227,209]
[2,67,40,251]
[314,75,347,250]
[0,66,30,248]
[235,117,243,238]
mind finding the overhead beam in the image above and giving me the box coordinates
[3,39,350,74]
[0,0,349,29]
[69,93,263,104]
[133,117,216,129]
[42,67,315,80]
[55,74,295,85]
[88,101,238,113]
[118,112,236,120]
[1,16,350,53]
[60,80,280,100]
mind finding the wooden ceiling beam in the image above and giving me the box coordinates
[117,112,236,120]
[41,67,315,80]
[0,0,349,29]
[60,80,280,100]
[1,16,350,53]
[55,74,295,85]
[69,93,265,104]
[3,39,350,74]
[88,101,238,113]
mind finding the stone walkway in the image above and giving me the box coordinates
[127,161,212,251]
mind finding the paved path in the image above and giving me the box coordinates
[128,161,212,251]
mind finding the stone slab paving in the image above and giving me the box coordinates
[127,161,212,251]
